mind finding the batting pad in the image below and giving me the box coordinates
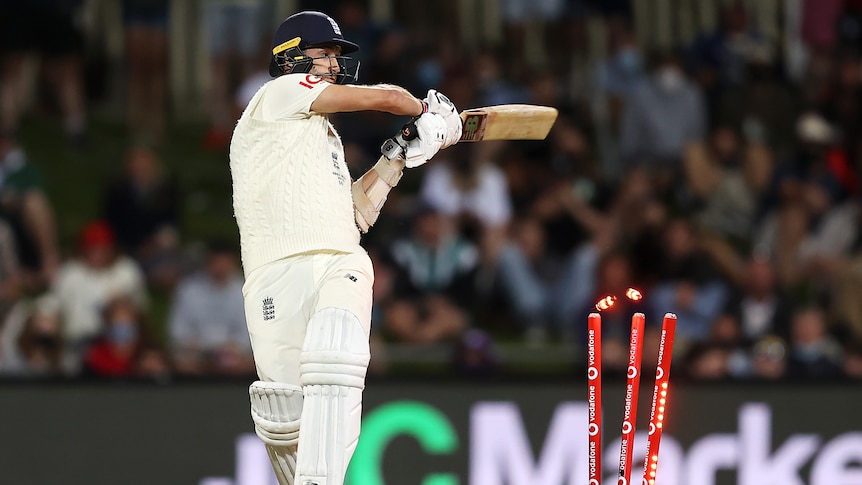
[250,381,303,485]
[297,307,370,485]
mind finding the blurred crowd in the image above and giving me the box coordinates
[0,0,861,383]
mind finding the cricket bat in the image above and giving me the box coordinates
[400,104,559,144]
[458,104,559,142]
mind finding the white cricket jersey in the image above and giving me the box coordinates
[229,73,360,276]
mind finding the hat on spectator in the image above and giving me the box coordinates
[796,112,836,144]
[78,220,115,249]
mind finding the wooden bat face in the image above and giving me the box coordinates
[458,104,559,142]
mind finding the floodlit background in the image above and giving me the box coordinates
[0,1,860,484]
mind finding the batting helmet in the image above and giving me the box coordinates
[269,11,360,84]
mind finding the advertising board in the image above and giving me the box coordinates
[0,381,859,484]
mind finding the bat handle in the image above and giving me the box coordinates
[379,119,418,161]
[400,120,419,141]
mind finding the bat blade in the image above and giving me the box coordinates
[459,104,558,142]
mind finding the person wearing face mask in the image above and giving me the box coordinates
[51,220,149,374]
[619,50,707,170]
[595,15,644,101]
[82,295,166,379]
[592,15,645,180]
[0,294,63,376]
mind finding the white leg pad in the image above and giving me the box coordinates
[250,381,303,485]
[296,307,370,485]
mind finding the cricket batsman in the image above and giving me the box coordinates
[228,10,462,485]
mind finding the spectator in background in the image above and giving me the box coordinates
[681,342,732,381]
[722,256,793,343]
[366,24,416,89]
[524,161,665,340]
[508,117,617,310]
[844,340,862,378]
[772,112,853,210]
[51,221,148,374]
[494,213,608,346]
[786,307,844,378]
[334,0,381,71]
[755,112,858,290]
[689,2,774,97]
[801,0,846,53]
[592,15,644,179]
[0,133,60,291]
[494,217,557,344]
[383,204,477,344]
[82,295,168,380]
[650,218,728,347]
[619,50,707,169]
[798,47,838,111]
[822,50,862,143]
[473,47,528,107]
[705,312,753,377]
[526,115,613,254]
[122,0,170,144]
[233,56,271,123]
[419,142,512,260]
[685,131,777,285]
[831,220,862,340]
[715,47,801,159]
[201,0,266,150]
[500,0,568,76]
[102,144,182,291]
[0,294,62,377]
[749,334,788,380]
[797,194,860,291]
[0,1,87,145]
[837,1,862,52]
[0,218,21,317]
[615,169,673,282]
[167,240,253,377]
[596,15,645,103]
[685,129,774,255]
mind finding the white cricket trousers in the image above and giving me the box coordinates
[242,250,374,385]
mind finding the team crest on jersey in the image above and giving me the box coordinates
[262,297,275,321]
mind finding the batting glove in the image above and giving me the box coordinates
[423,89,462,147]
[404,112,447,168]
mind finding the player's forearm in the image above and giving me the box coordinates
[368,84,424,116]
